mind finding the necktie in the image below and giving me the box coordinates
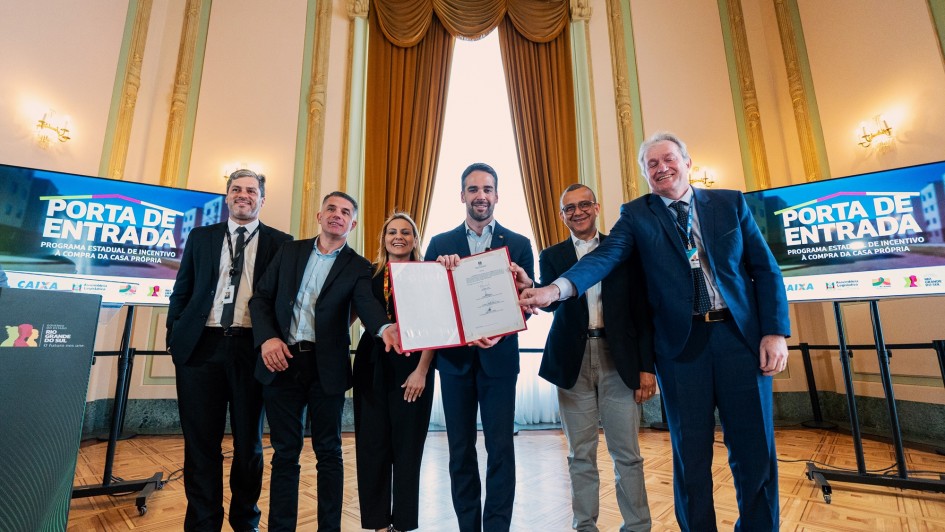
[221,226,247,329]
[669,201,711,315]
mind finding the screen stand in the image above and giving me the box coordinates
[72,305,163,516]
[95,319,138,441]
[805,300,945,503]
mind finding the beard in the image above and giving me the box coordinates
[467,201,494,222]
[228,202,259,221]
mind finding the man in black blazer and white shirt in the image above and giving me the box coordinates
[536,184,656,531]
[249,191,401,532]
[167,169,292,532]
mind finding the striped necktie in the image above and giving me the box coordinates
[670,201,711,315]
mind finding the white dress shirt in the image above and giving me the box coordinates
[207,219,260,327]
[572,232,604,328]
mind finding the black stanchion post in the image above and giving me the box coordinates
[933,339,945,456]
[799,342,836,429]
[101,306,135,485]
[934,340,945,395]
[651,393,669,431]
[117,345,138,439]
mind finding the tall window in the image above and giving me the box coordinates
[422,30,552,350]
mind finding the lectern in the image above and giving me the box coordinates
[0,288,100,531]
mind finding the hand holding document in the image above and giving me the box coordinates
[389,247,526,352]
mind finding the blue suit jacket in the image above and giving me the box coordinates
[424,222,534,377]
[562,189,790,359]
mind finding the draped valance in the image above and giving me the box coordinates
[363,0,577,260]
[373,0,570,46]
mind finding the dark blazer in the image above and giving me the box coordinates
[562,189,790,359]
[248,238,391,394]
[538,233,654,390]
[354,269,429,387]
[423,222,534,378]
[166,221,292,365]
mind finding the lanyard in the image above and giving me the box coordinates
[225,226,260,278]
[672,202,695,250]
[383,263,393,320]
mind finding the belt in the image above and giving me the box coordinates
[289,340,316,352]
[693,308,732,323]
[205,326,249,337]
[586,328,606,339]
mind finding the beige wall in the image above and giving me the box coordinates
[187,0,307,233]
[799,0,945,176]
[1,0,944,406]
[0,1,126,174]
[596,0,945,405]
[631,0,746,191]
[789,0,945,404]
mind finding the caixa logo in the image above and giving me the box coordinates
[17,280,59,290]
[785,282,814,292]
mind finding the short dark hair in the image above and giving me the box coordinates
[461,162,498,189]
[559,183,596,208]
[322,191,359,217]
[226,169,266,197]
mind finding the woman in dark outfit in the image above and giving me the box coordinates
[354,212,434,532]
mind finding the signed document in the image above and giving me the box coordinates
[389,247,526,352]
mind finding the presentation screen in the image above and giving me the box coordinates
[0,163,228,306]
[744,160,945,302]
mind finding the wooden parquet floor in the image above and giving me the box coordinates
[67,428,945,531]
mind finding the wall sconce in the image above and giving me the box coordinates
[857,115,894,149]
[36,110,71,149]
[690,166,716,188]
[222,162,264,179]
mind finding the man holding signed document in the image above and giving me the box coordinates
[391,162,532,532]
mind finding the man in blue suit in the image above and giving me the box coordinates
[520,133,790,531]
[424,162,534,532]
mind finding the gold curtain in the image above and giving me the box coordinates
[363,8,454,262]
[498,19,576,250]
[364,0,576,258]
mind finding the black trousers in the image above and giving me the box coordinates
[353,349,434,531]
[174,329,263,532]
[440,366,518,532]
[263,343,346,532]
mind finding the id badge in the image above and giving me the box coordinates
[222,284,235,304]
[687,248,701,270]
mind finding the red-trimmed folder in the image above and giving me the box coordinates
[388,247,527,352]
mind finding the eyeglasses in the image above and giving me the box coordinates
[561,200,597,216]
